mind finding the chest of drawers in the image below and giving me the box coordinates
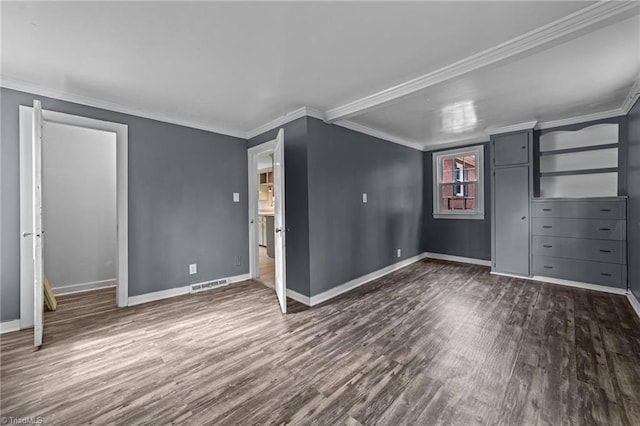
[531,198,627,289]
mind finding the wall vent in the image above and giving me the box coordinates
[190,279,228,294]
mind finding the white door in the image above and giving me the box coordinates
[273,129,287,314]
[32,100,44,347]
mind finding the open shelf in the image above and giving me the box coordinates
[539,143,619,157]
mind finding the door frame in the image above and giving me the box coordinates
[19,106,129,328]
[247,140,279,280]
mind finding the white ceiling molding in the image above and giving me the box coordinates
[324,1,640,123]
[486,121,538,135]
[621,73,640,114]
[535,108,624,130]
[0,77,247,139]
[423,135,490,152]
[245,106,325,139]
[334,120,425,151]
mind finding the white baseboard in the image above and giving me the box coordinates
[127,273,251,307]
[305,253,429,307]
[627,291,640,320]
[490,271,628,295]
[425,252,492,267]
[53,279,116,296]
[0,319,21,334]
[286,289,311,306]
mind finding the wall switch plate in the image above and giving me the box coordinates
[362,193,367,203]
[234,256,242,266]
[189,263,197,274]
[233,193,240,202]
[397,249,401,258]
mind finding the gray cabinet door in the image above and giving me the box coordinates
[493,133,529,166]
[494,166,530,275]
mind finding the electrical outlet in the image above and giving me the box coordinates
[189,263,197,274]
[397,249,401,258]
[362,193,368,203]
[233,192,240,202]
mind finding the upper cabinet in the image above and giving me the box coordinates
[493,132,529,166]
[537,123,620,198]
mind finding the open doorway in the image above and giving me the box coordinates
[248,129,287,313]
[19,102,128,346]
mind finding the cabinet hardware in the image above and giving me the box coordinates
[544,266,553,269]
[543,245,553,248]
[521,216,526,220]
[543,225,552,229]
[599,228,611,231]
[599,249,611,253]
[600,273,612,277]
[542,208,552,211]
[600,209,611,212]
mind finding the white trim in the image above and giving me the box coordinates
[128,273,251,307]
[621,73,640,114]
[535,109,624,130]
[424,252,492,267]
[323,2,639,122]
[334,120,425,151]
[308,253,428,306]
[248,139,277,280]
[0,320,22,334]
[246,106,324,140]
[286,289,312,306]
[627,291,640,320]
[491,271,627,295]
[19,106,129,319]
[423,136,489,152]
[487,121,537,135]
[52,279,116,296]
[2,77,246,139]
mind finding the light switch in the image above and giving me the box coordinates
[233,192,240,202]
[362,193,368,203]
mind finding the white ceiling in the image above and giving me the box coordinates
[2,1,639,148]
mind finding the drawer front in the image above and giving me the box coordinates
[533,236,625,264]
[532,201,625,220]
[533,256,624,288]
[532,218,626,240]
[493,133,529,166]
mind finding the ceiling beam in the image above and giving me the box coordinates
[324,1,640,123]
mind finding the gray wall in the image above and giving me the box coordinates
[248,117,311,297]
[306,118,424,296]
[1,88,248,321]
[628,99,640,302]
[422,143,492,261]
[43,122,117,290]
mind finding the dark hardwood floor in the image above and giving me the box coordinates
[1,259,640,425]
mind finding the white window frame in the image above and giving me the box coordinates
[433,145,484,220]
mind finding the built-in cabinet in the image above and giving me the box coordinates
[491,130,533,277]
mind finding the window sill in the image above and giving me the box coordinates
[433,213,485,220]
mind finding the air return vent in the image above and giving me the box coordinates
[190,279,228,293]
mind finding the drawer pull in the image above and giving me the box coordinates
[543,245,553,248]
[544,265,553,269]
[600,273,612,277]
[600,209,611,212]
[599,228,611,231]
[542,208,552,212]
[599,249,612,253]
[543,226,553,229]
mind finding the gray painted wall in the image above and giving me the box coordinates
[248,117,311,297]
[306,118,423,296]
[628,99,640,302]
[422,143,492,261]
[1,88,248,321]
[43,122,117,290]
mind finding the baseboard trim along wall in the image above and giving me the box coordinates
[52,279,117,296]
[0,320,22,334]
[491,271,627,295]
[128,273,251,307]
[627,291,640,320]
[290,253,430,307]
[424,252,492,267]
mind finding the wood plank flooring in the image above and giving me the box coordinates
[1,259,640,425]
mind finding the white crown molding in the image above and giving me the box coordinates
[335,120,425,151]
[535,108,623,130]
[621,73,640,114]
[245,106,325,140]
[1,77,248,139]
[423,135,489,152]
[324,1,640,122]
[486,121,538,135]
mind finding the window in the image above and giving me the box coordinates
[433,145,484,219]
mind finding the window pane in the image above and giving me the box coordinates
[441,158,455,183]
[440,183,476,211]
[463,155,476,182]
